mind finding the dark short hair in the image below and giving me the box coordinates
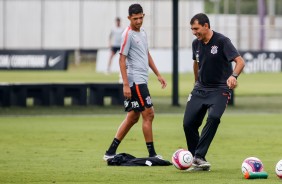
[128,4,143,16]
[116,17,120,22]
[190,13,210,28]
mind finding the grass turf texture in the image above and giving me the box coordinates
[0,113,282,184]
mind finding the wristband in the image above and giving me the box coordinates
[231,73,238,79]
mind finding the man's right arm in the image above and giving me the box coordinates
[193,60,199,83]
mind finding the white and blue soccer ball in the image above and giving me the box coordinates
[241,157,264,174]
[171,149,193,170]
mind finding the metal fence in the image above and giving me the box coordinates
[0,0,281,51]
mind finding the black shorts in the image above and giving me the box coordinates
[124,83,153,112]
[111,47,120,54]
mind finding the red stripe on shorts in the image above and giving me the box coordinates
[135,84,144,106]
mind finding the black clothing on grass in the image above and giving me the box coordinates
[107,153,172,166]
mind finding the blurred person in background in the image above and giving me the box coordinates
[183,13,245,171]
[106,17,124,75]
[103,3,167,161]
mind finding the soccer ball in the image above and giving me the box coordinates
[171,149,193,170]
[241,157,264,174]
[275,160,282,179]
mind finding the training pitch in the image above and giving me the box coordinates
[0,113,282,183]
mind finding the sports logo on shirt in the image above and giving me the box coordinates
[211,45,218,54]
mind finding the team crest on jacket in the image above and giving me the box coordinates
[211,45,218,54]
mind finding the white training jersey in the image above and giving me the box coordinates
[119,26,149,87]
[110,26,124,47]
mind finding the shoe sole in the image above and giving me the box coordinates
[186,166,211,172]
[196,164,211,169]
[192,163,211,170]
[192,162,211,169]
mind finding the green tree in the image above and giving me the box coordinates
[205,0,257,14]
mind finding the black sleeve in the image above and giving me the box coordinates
[192,39,197,60]
[222,37,240,62]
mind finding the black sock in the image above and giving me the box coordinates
[106,138,120,155]
[146,142,157,157]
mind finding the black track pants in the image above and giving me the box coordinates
[183,89,230,159]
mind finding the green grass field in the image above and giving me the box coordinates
[1,62,282,183]
[1,114,282,183]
